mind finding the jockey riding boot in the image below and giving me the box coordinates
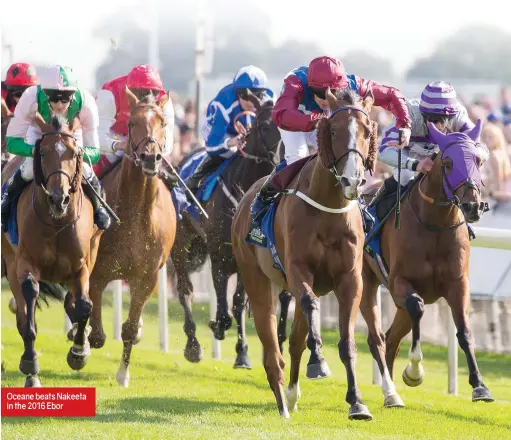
[186,155,224,194]
[250,170,280,222]
[1,169,30,233]
[82,176,111,230]
[368,176,400,208]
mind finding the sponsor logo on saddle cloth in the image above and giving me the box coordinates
[246,224,268,247]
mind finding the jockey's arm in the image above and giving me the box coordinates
[356,76,412,130]
[272,75,322,132]
[204,102,238,159]
[78,90,101,164]
[96,89,126,155]
[5,85,38,157]
[378,123,418,170]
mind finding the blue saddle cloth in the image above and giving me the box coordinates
[1,183,22,245]
[172,151,236,221]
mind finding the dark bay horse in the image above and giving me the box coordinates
[2,115,102,386]
[75,87,177,387]
[170,97,290,368]
[361,120,494,404]
[232,89,400,419]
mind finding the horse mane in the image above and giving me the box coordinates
[140,94,156,105]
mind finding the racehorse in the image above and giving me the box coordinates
[232,89,401,419]
[361,120,494,403]
[170,95,291,368]
[1,98,13,168]
[75,87,177,387]
[1,114,102,387]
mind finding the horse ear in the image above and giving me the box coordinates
[325,87,338,108]
[157,91,170,110]
[1,98,12,117]
[428,121,447,149]
[33,112,53,133]
[362,89,374,112]
[244,90,262,111]
[125,85,139,110]
[317,117,335,169]
[466,119,483,141]
[68,116,81,133]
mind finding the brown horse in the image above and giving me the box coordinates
[1,115,101,387]
[1,98,14,168]
[232,89,401,419]
[73,87,176,387]
[361,120,494,403]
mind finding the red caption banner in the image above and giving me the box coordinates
[2,387,96,417]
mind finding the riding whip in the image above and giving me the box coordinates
[161,155,210,220]
[394,130,403,229]
[82,177,120,224]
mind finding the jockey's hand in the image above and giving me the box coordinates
[397,127,411,149]
[235,120,248,136]
[226,135,244,148]
[416,157,435,173]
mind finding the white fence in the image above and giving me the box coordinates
[63,227,511,396]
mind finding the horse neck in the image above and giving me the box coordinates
[118,158,159,210]
[414,161,463,226]
[307,158,350,210]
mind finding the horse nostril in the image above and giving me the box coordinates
[156,154,162,162]
[63,195,70,206]
[140,153,146,161]
[340,177,350,188]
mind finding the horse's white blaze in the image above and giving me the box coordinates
[55,141,66,157]
[381,367,397,397]
[116,360,130,388]
[285,382,301,411]
[343,118,359,180]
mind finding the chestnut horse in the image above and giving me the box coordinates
[170,96,289,369]
[361,121,494,404]
[72,87,176,387]
[1,115,102,387]
[232,89,402,419]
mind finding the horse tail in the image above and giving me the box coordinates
[38,282,66,307]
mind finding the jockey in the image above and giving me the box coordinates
[370,81,490,206]
[185,65,274,193]
[94,64,175,173]
[1,65,111,231]
[250,55,412,219]
[1,63,39,112]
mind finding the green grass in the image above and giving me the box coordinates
[1,287,511,440]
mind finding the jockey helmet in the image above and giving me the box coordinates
[127,65,164,91]
[419,81,458,121]
[233,65,272,98]
[5,63,38,89]
[307,56,348,92]
[39,65,78,103]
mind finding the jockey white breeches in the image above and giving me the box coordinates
[279,128,318,165]
[20,157,94,182]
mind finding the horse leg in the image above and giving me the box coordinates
[174,262,203,363]
[88,277,109,349]
[208,258,232,340]
[286,303,308,412]
[446,280,494,402]
[392,276,425,387]
[360,267,404,408]
[277,290,293,354]
[242,265,288,417]
[384,307,412,378]
[335,273,373,420]
[116,277,156,388]
[64,291,78,341]
[66,266,93,371]
[16,269,42,387]
[232,274,251,369]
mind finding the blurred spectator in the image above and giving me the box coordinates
[481,123,511,201]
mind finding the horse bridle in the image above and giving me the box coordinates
[127,104,166,166]
[327,106,369,181]
[234,109,281,166]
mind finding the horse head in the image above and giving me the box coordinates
[317,88,378,200]
[33,114,83,219]
[125,86,169,176]
[428,119,487,222]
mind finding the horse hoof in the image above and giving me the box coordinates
[279,407,290,419]
[184,341,203,363]
[233,354,252,369]
[402,365,424,387]
[306,362,331,379]
[89,332,106,349]
[384,393,405,408]
[66,347,90,371]
[208,321,226,341]
[8,297,17,314]
[472,386,494,403]
[348,403,373,421]
[19,357,39,376]
[25,375,41,388]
